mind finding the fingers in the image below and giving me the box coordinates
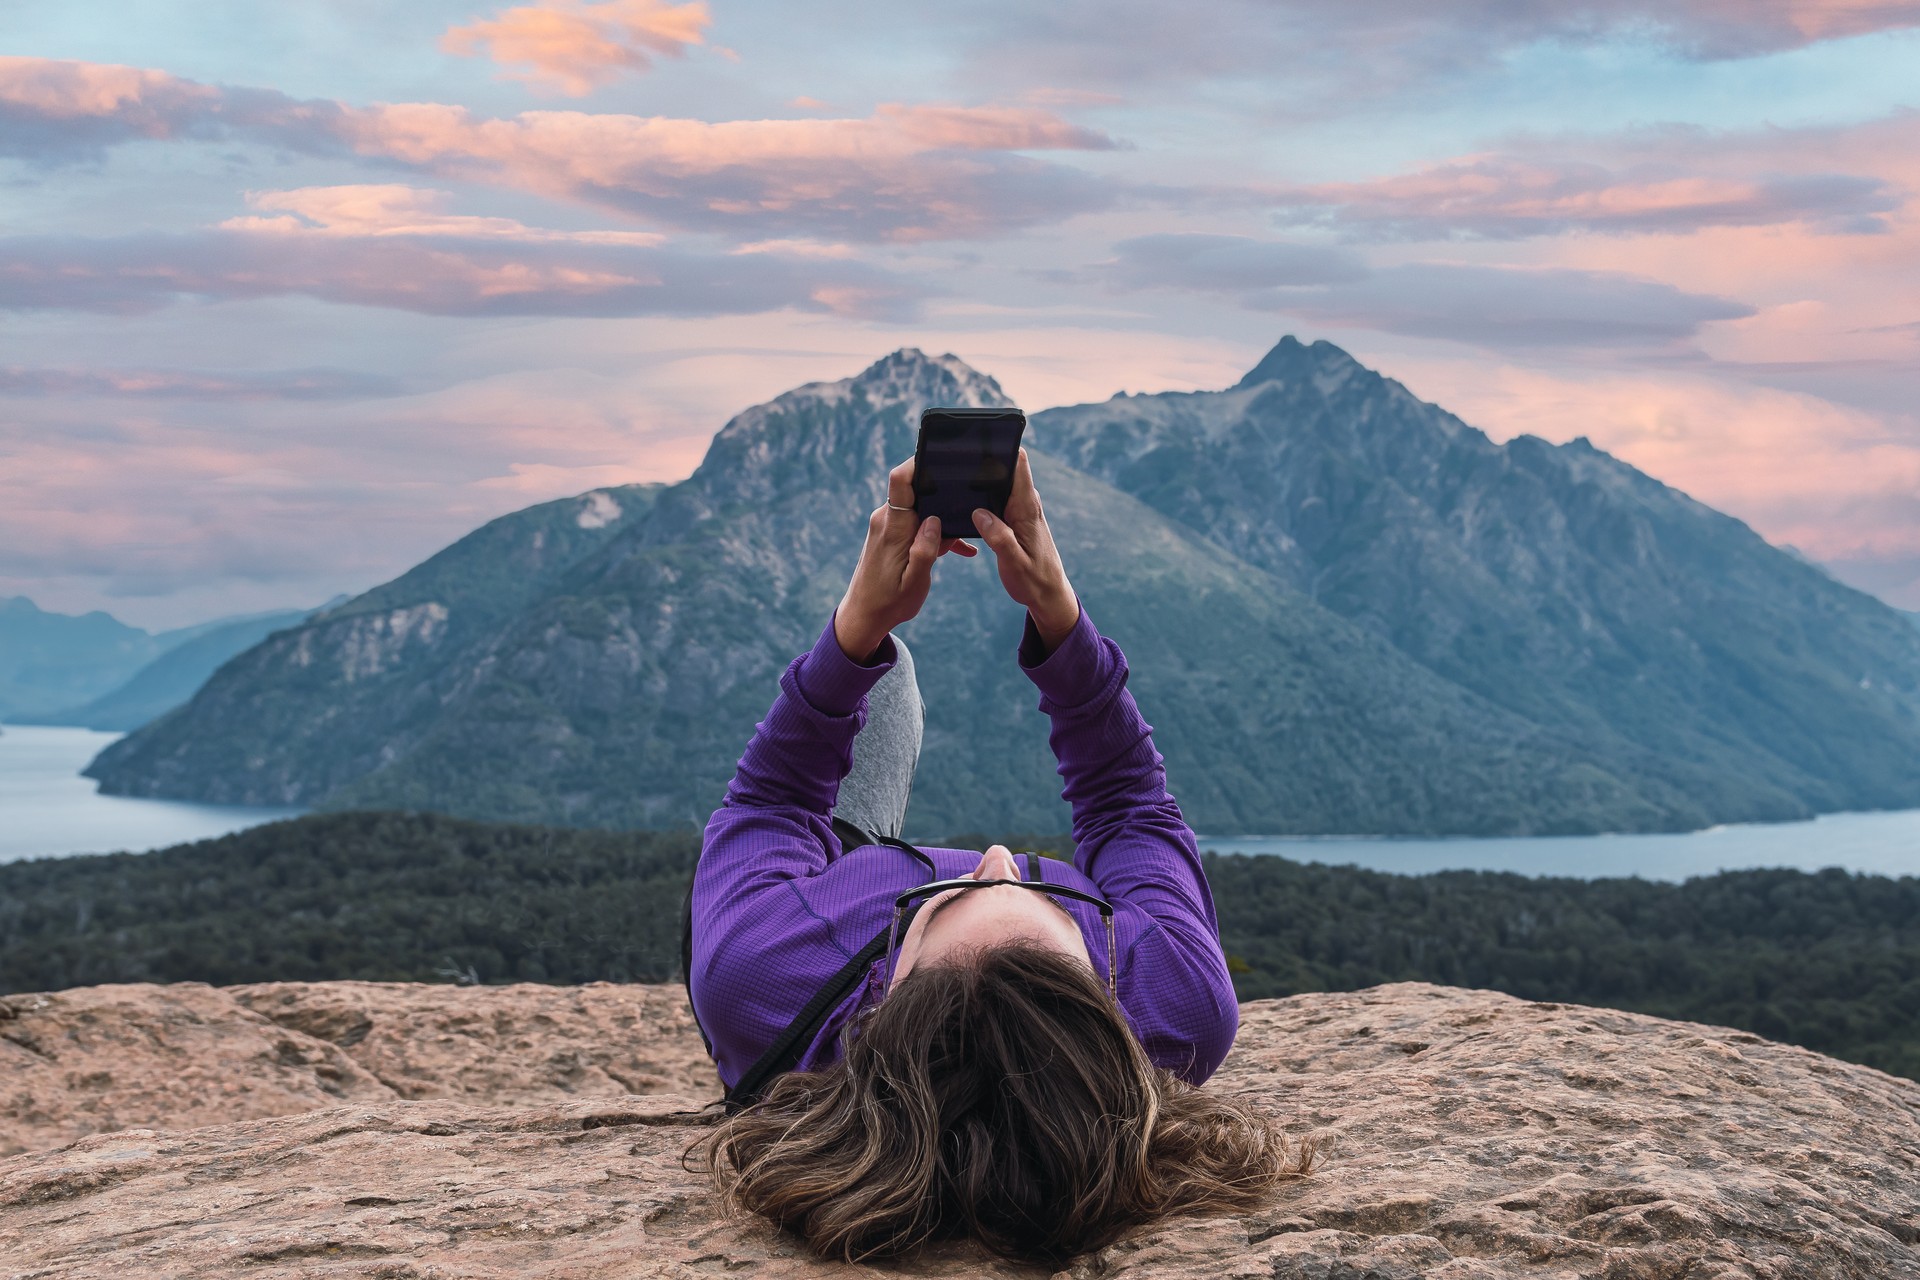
[886,458,917,515]
[940,538,978,559]
[903,515,941,586]
[1012,447,1041,511]
[972,507,1029,567]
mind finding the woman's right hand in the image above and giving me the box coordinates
[972,449,1080,652]
[834,458,975,663]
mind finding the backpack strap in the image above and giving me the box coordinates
[721,906,920,1111]
[696,830,939,1112]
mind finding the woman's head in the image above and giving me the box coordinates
[701,942,1310,1268]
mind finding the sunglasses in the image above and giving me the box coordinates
[882,876,1117,998]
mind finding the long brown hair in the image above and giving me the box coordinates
[697,943,1312,1268]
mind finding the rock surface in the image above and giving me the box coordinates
[0,981,716,1157]
[3,981,1918,1278]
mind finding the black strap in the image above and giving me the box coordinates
[688,827,938,1112]
[721,906,918,1111]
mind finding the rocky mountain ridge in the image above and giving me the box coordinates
[3,980,1917,1278]
[84,339,1920,836]
[1036,336,1920,821]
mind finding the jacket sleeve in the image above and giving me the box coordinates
[1021,606,1239,1083]
[690,620,894,1087]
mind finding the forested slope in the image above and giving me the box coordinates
[6,812,1916,1080]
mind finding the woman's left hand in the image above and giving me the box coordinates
[834,459,976,662]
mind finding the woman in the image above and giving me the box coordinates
[688,450,1307,1267]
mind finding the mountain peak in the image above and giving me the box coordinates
[685,349,1013,508]
[847,348,1012,411]
[1232,335,1364,392]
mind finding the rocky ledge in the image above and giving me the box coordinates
[2,981,1917,1278]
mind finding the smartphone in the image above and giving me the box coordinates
[911,407,1027,538]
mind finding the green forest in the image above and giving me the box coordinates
[4,811,1916,1081]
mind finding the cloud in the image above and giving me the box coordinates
[1292,263,1757,347]
[442,0,712,97]
[1268,156,1899,241]
[0,360,714,622]
[0,55,346,163]
[1638,0,1920,56]
[219,184,665,243]
[1104,233,1368,290]
[954,0,1920,104]
[0,58,1120,241]
[0,216,923,320]
[1103,234,1754,349]
[324,100,1118,240]
[0,366,406,400]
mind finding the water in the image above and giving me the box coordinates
[0,724,301,862]
[1198,809,1920,882]
[2,721,1915,878]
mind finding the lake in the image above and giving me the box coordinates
[2,721,1916,879]
[1196,810,1920,882]
[0,724,302,862]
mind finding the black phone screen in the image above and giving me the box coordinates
[911,408,1026,537]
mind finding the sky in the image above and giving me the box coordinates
[3,1,1918,628]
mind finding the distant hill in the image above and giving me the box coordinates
[88,342,1920,836]
[0,598,159,719]
[14,608,316,731]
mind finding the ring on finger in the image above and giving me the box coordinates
[886,502,914,513]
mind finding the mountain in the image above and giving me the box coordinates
[89,343,1920,836]
[1033,337,1920,822]
[0,598,159,720]
[87,482,669,813]
[13,608,318,731]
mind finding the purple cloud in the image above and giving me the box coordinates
[1268,157,1899,241]
[1288,262,1757,347]
[1104,233,1368,289]
[1103,234,1755,349]
[0,228,925,320]
[0,367,407,400]
[952,0,1920,102]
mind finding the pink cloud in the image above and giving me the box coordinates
[0,361,712,619]
[0,58,1118,240]
[1270,155,1897,240]
[442,0,712,97]
[0,213,921,319]
[220,184,665,243]
[326,100,1115,238]
[0,55,215,121]
[0,55,343,160]
[1263,112,1920,243]
[1676,0,1920,49]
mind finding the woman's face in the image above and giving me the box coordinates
[888,844,1092,987]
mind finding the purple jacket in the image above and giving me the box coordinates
[689,606,1238,1089]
